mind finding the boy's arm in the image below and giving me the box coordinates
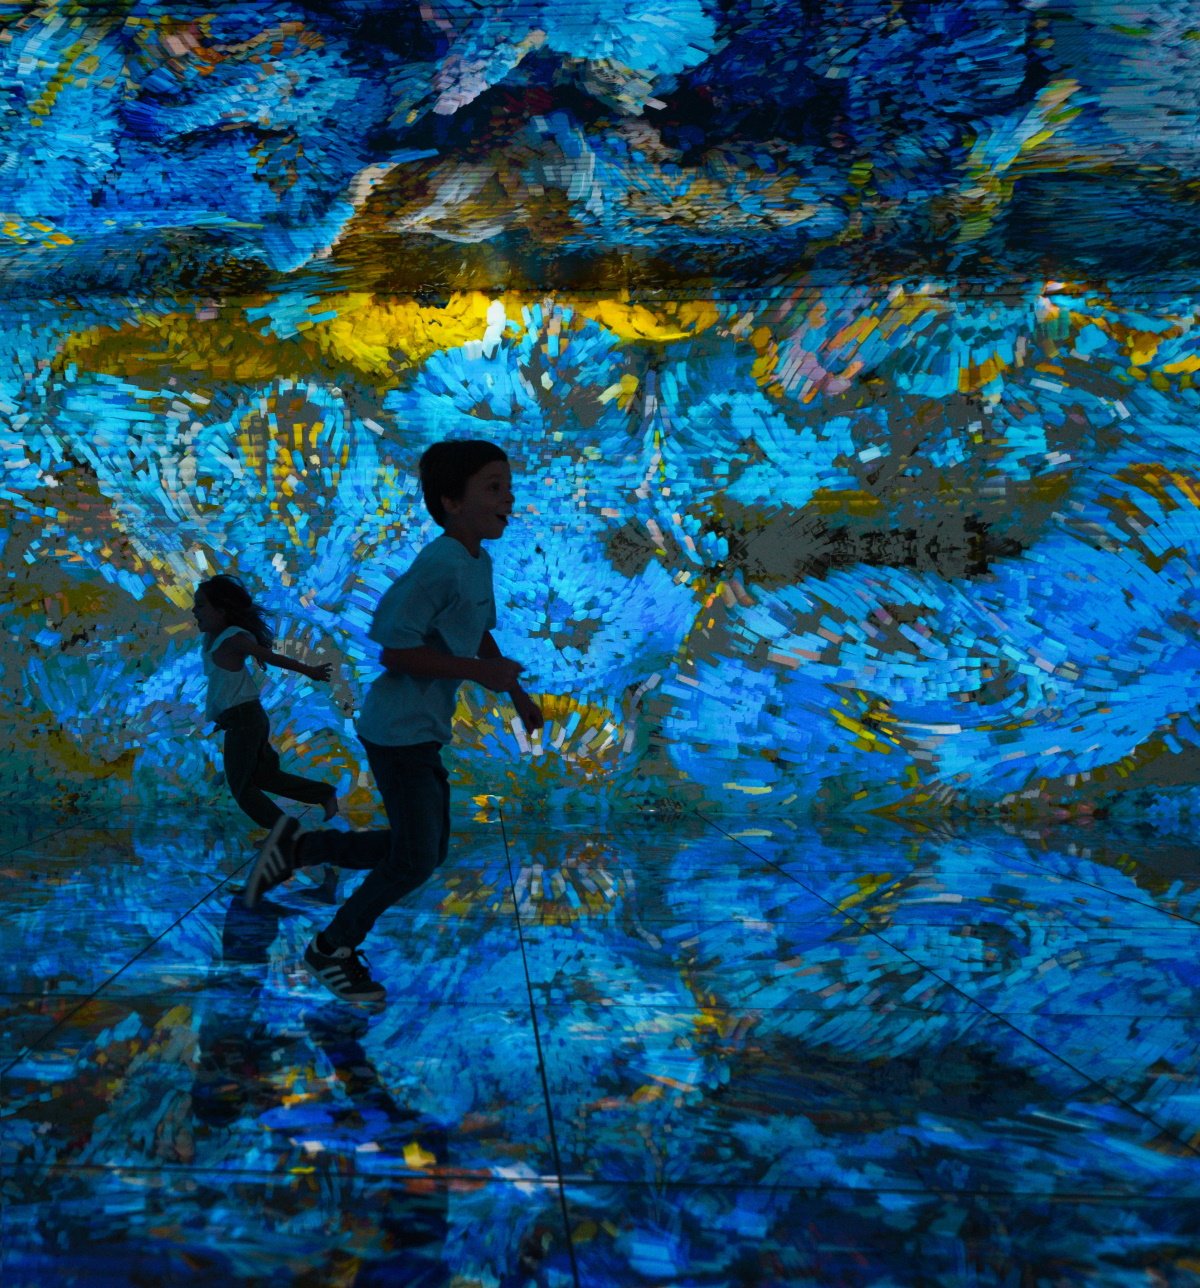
[213,634,332,682]
[478,631,544,732]
[478,630,524,691]
[380,644,522,692]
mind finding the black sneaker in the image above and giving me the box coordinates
[303,939,387,1004]
[243,815,300,908]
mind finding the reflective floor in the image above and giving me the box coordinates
[3,803,1200,1285]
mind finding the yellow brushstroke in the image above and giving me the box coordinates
[828,315,880,350]
[63,310,307,384]
[28,39,92,121]
[576,298,718,342]
[598,372,640,410]
[808,487,885,517]
[58,291,726,393]
[313,290,497,376]
[830,708,871,737]
[1115,463,1200,510]
[958,351,1009,393]
[836,871,894,914]
[403,1142,437,1168]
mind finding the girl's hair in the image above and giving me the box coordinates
[196,575,273,656]
[419,439,508,526]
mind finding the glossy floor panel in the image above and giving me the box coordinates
[3,1167,575,1288]
[2,990,550,1180]
[3,805,1200,1284]
[563,1184,1200,1286]
[0,806,120,857]
[537,1000,1198,1197]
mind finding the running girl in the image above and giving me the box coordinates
[193,574,339,834]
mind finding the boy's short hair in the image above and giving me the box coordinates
[419,439,508,526]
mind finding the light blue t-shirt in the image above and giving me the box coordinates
[358,535,498,747]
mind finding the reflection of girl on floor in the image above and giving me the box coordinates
[192,574,338,900]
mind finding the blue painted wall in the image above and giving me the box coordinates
[3,1,1199,815]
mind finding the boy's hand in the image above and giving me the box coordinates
[476,657,524,692]
[513,690,544,734]
[306,661,334,683]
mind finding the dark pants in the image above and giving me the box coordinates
[218,700,333,830]
[295,739,449,950]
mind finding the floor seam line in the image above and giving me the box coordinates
[0,855,255,1079]
[495,802,582,1288]
[692,809,1200,1162]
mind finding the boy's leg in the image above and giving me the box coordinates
[222,704,284,830]
[292,818,391,872]
[320,740,449,951]
[243,739,446,925]
[244,780,390,909]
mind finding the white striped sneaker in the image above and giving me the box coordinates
[243,815,300,908]
[303,939,387,1004]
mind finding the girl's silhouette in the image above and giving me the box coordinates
[193,575,339,898]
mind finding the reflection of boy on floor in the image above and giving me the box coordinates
[243,439,543,1003]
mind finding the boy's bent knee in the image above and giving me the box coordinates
[386,845,440,883]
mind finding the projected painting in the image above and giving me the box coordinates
[3,0,1200,817]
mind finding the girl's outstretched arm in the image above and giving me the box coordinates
[212,633,332,682]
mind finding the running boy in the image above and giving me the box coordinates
[243,439,543,1003]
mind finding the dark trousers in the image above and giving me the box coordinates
[296,739,449,950]
[218,700,332,830]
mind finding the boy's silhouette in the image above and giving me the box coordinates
[243,439,542,1003]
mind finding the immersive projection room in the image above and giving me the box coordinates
[4,0,1200,1283]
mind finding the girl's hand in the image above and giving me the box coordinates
[307,661,334,683]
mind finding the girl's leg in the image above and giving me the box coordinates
[251,740,336,814]
[246,712,339,886]
[222,704,284,829]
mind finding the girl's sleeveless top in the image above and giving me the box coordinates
[202,626,262,721]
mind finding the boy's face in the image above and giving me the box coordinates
[442,460,513,546]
